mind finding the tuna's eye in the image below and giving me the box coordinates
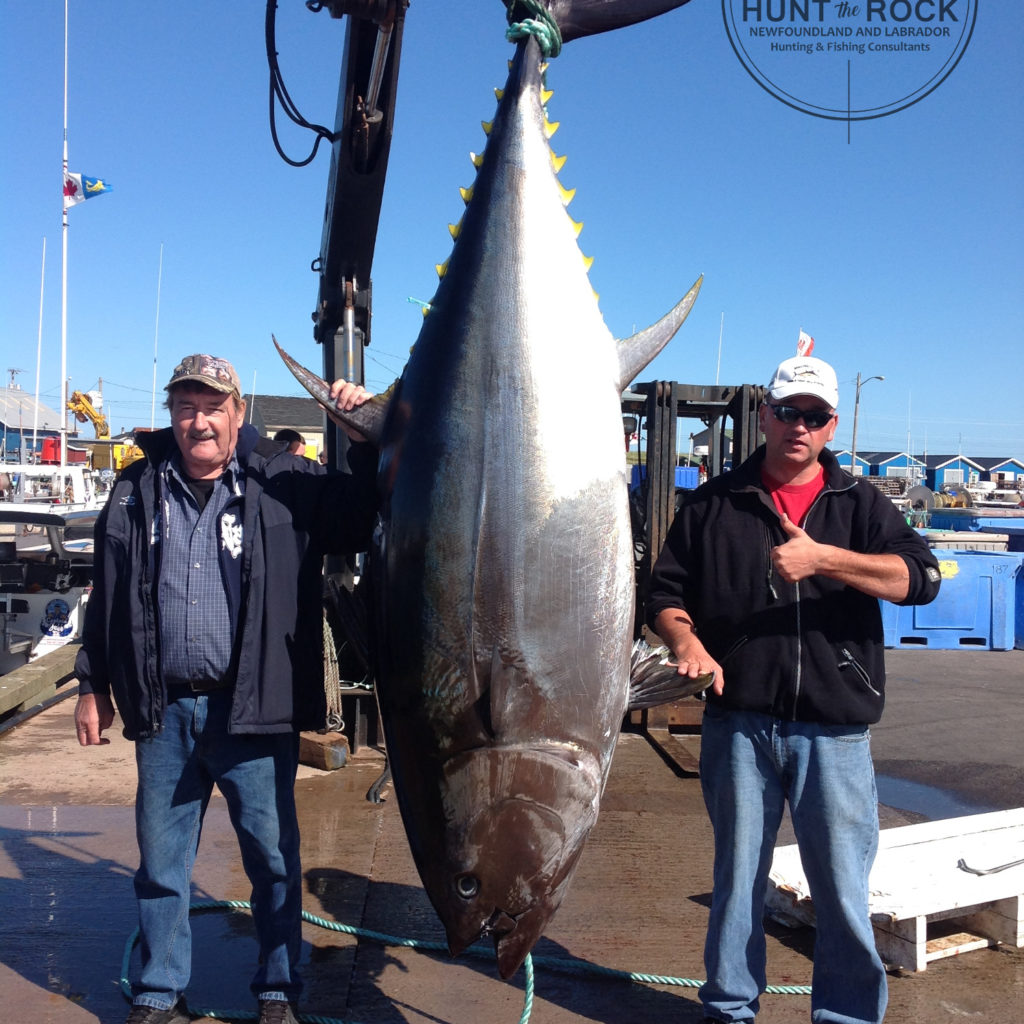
[455,874,479,899]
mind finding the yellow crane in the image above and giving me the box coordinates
[67,390,110,439]
[66,389,142,471]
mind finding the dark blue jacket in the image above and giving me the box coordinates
[646,447,941,725]
[75,423,378,739]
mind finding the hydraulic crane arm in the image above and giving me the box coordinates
[311,0,408,390]
[67,390,109,440]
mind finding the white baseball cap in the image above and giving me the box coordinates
[767,356,839,409]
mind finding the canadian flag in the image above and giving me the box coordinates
[797,329,814,356]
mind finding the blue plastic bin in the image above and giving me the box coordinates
[630,465,700,491]
[1017,569,1024,650]
[927,509,1024,535]
[882,550,1024,651]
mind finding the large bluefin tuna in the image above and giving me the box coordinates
[278,0,703,978]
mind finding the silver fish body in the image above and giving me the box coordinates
[372,37,694,977]
[278,3,700,979]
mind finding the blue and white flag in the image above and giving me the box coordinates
[63,171,112,209]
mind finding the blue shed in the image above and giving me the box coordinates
[972,457,1024,488]
[921,455,986,491]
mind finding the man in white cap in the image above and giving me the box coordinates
[74,354,377,1024]
[646,355,941,1024]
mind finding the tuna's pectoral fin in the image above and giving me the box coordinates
[272,335,391,447]
[627,637,713,709]
[616,275,702,391]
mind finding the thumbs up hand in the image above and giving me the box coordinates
[771,514,824,583]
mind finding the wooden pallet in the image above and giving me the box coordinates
[767,808,1024,971]
[0,641,80,718]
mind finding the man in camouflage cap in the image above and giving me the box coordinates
[75,353,376,1024]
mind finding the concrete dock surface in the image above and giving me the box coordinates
[1,648,1022,1023]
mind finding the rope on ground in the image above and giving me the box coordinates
[119,899,811,1023]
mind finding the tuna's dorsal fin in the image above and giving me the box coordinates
[272,335,390,447]
[627,637,714,710]
[616,274,702,391]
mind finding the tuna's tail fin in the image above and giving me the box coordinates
[512,0,694,45]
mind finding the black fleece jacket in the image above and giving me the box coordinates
[646,447,941,725]
[75,423,378,739]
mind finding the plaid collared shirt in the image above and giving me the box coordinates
[157,454,244,687]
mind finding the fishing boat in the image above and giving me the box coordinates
[0,463,109,510]
[0,505,93,676]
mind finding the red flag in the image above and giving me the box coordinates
[797,329,814,356]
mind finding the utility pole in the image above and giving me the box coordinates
[850,372,885,475]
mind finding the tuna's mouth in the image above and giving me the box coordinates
[479,908,518,940]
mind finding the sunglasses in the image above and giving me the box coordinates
[767,403,834,430]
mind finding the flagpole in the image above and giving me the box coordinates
[60,0,70,469]
[150,243,164,429]
[715,312,724,386]
[33,237,46,461]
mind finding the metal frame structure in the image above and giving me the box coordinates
[623,381,764,635]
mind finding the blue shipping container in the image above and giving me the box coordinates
[882,550,1024,651]
[927,509,1024,534]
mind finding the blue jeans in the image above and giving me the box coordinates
[131,687,302,1010]
[699,706,886,1024]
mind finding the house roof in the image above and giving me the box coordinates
[0,388,63,432]
[971,456,1024,471]
[243,394,323,435]
[918,454,987,471]
[836,451,927,466]
[857,451,907,465]
[833,450,1024,472]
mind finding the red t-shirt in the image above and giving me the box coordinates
[762,465,825,527]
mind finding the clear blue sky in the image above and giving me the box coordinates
[1,1,1021,457]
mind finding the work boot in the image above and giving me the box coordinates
[124,998,190,1024]
[257,998,299,1024]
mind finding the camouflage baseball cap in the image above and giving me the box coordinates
[165,354,241,398]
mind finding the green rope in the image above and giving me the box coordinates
[120,899,811,1022]
[506,0,562,58]
[527,951,811,996]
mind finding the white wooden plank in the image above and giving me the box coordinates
[767,810,1024,971]
[962,896,1024,947]
[876,808,1024,849]
[872,915,926,972]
